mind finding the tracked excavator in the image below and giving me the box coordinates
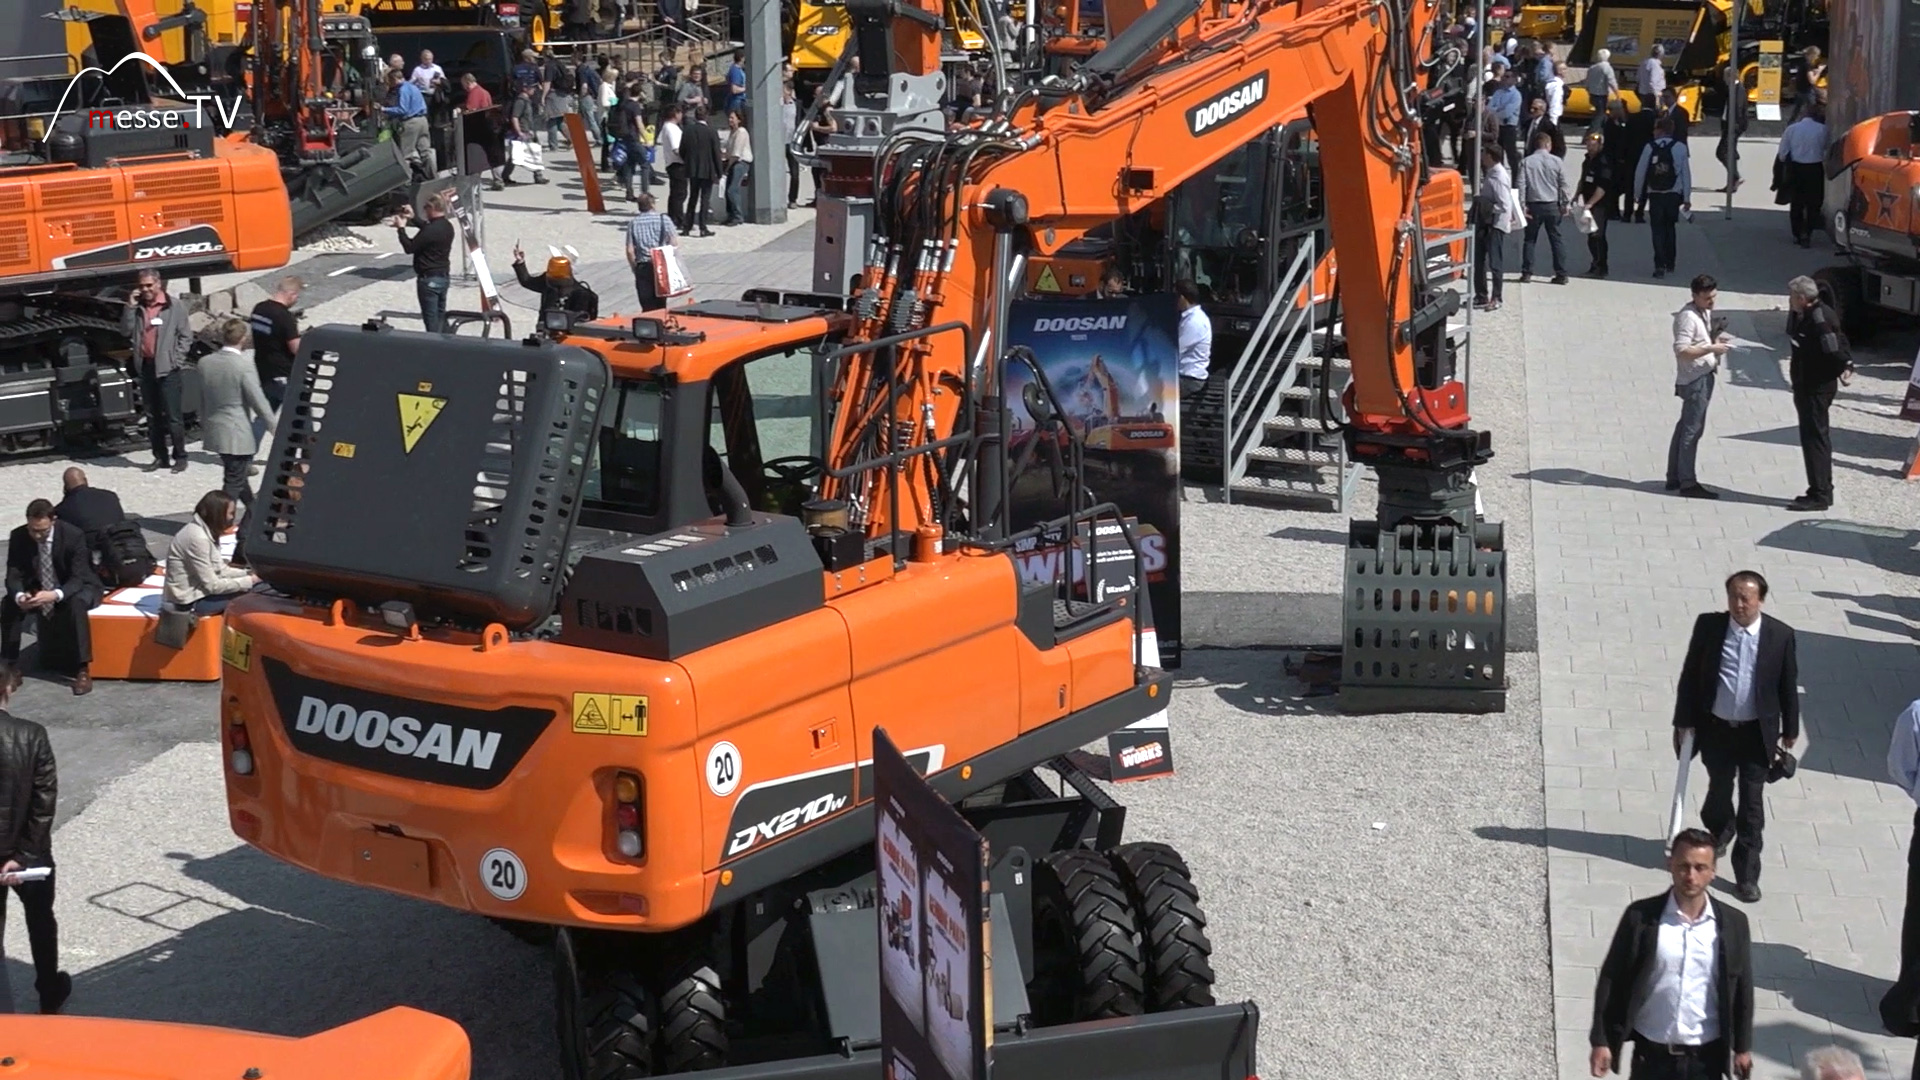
[0,0,407,455]
[217,0,1502,1078]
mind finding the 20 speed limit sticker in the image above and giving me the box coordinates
[480,847,527,901]
[706,741,741,797]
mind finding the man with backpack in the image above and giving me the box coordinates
[542,49,576,151]
[1785,275,1854,511]
[1634,116,1691,278]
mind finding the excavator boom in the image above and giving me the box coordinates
[813,0,1504,710]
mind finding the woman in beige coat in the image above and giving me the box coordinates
[163,491,258,616]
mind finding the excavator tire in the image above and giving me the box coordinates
[584,971,658,1080]
[1105,842,1217,1012]
[1028,847,1146,1025]
[656,963,728,1072]
[1813,266,1875,342]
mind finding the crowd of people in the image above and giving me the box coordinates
[1449,34,1833,311]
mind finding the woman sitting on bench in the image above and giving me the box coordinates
[163,491,259,616]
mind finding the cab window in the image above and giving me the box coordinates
[707,347,828,515]
[582,378,667,517]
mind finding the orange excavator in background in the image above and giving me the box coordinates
[1821,109,1920,336]
[0,0,401,455]
[215,1,1500,1080]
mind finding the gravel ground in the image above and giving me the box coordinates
[1119,650,1552,1080]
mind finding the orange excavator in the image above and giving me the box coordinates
[216,0,1500,1079]
[0,0,406,454]
[1822,109,1920,336]
[0,1006,472,1078]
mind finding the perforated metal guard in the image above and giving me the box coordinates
[248,324,608,630]
[1337,523,1507,714]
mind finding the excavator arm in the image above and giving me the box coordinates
[815,0,1505,712]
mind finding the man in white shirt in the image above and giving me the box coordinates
[657,104,688,231]
[1589,828,1754,1079]
[1174,279,1211,397]
[1665,274,1731,497]
[1545,60,1567,125]
[409,50,445,95]
[1774,108,1828,247]
[1673,570,1801,904]
[1639,43,1667,103]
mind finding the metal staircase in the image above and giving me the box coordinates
[1187,215,1477,511]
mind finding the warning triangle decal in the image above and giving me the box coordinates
[398,393,447,453]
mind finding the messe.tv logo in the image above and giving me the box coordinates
[50,52,243,134]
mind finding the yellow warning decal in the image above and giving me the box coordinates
[332,441,356,458]
[417,381,434,392]
[222,626,252,672]
[398,393,447,453]
[1033,265,1061,293]
[572,693,649,737]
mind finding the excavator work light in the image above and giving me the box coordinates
[377,600,418,633]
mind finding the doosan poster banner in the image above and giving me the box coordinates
[1002,295,1183,670]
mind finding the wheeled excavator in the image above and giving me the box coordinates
[216,0,1504,1078]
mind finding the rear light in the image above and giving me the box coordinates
[226,702,254,776]
[610,771,643,859]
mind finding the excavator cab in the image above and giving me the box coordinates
[1165,118,1326,337]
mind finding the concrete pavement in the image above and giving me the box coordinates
[1519,133,1920,1078]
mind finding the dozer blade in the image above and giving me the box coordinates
[672,1002,1259,1080]
[286,136,413,237]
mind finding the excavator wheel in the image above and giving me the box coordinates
[1027,848,1147,1025]
[1105,842,1217,1012]
[1813,266,1875,342]
[556,929,657,1080]
[656,962,729,1072]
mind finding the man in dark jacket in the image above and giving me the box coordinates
[1589,828,1753,1079]
[510,246,600,328]
[1621,101,1658,222]
[1576,130,1617,277]
[3,500,102,696]
[53,468,125,559]
[680,104,725,237]
[1785,275,1853,511]
[0,683,66,1015]
[1672,570,1799,902]
[395,194,456,334]
[120,269,192,473]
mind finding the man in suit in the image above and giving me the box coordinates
[52,468,125,561]
[1589,828,1754,1079]
[1674,570,1799,902]
[2,500,102,696]
[680,103,725,237]
[197,317,277,516]
[1520,95,1566,158]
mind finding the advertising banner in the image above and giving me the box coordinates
[1755,40,1784,121]
[1003,296,1182,668]
[875,728,991,1080]
[1591,8,1698,79]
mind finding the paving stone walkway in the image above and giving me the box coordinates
[1516,135,1920,1078]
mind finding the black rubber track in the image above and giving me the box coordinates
[1029,847,1146,1024]
[657,963,729,1072]
[584,970,657,1080]
[1106,841,1217,1012]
